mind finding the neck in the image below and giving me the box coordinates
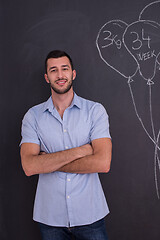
[51,88,74,114]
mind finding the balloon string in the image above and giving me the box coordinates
[128,78,160,150]
[154,131,160,199]
[149,84,160,198]
[149,84,156,141]
[149,84,160,156]
[128,78,160,198]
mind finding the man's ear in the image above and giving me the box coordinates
[44,74,50,83]
[72,70,76,81]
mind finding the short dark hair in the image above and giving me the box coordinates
[45,50,74,73]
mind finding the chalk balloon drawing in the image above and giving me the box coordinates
[123,20,160,83]
[96,1,160,199]
[139,0,160,24]
[96,20,138,79]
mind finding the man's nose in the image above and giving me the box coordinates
[57,69,64,79]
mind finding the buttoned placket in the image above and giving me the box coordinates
[62,109,73,227]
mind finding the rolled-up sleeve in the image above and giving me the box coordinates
[90,103,111,141]
[20,109,40,146]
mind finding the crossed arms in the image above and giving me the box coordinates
[20,138,112,177]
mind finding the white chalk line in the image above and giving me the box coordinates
[128,79,159,149]
[154,131,160,199]
[149,84,160,198]
[96,1,160,199]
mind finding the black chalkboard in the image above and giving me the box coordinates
[1,0,160,239]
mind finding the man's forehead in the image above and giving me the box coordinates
[47,56,71,67]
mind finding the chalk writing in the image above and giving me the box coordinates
[96,1,160,199]
[102,31,122,49]
[131,29,151,50]
[137,50,156,61]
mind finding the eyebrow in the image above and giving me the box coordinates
[49,64,70,71]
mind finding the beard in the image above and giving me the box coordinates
[48,75,73,94]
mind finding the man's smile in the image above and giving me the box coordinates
[56,79,67,86]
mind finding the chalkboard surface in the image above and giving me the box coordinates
[1,0,160,239]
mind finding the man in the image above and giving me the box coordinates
[20,50,112,240]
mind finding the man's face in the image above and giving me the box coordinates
[45,56,76,94]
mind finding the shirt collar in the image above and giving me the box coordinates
[43,92,81,113]
[43,97,53,113]
[69,93,81,109]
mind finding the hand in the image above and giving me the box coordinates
[80,144,93,158]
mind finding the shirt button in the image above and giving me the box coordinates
[67,195,70,199]
[64,129,67,133]
[67,178,71,182]
[65,146,69,149]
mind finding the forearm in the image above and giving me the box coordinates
[21,143,92,176]
[58,154,109,174]
[57,155,101,174]
[58,138,112,174]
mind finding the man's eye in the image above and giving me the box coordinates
[63,68,68,71]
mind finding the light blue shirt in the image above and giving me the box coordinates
[20,93,111,227]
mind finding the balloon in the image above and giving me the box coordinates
[139,1,160,72]
[123,20,160,84]
[139,1,160,24]
[96,20,138,79]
